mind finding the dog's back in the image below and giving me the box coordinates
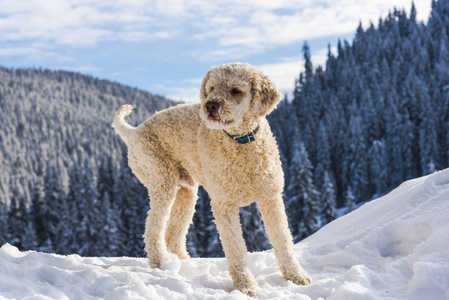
[112,103,203,181]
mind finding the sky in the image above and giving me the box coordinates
[0,0,431,102]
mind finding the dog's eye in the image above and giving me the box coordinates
[210,86,214,92]
[232,88,241,94]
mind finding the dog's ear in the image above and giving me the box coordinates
[252,70,283,117]
[200,67,215,102]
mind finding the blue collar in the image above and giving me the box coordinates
[223,124,260,144]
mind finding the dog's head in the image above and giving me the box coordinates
[199,63,282,130]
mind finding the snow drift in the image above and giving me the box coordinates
[1,169,449,300]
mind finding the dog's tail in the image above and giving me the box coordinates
[112,105,136,145]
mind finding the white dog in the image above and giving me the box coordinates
[112,63,311,296]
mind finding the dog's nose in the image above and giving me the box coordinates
[205,101,220,112]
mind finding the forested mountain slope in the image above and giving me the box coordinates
[0,68,176,255]
[268,1,449,240]
[1,1,448,257]
[0,68,174,202]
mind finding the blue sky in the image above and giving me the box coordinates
[0,0,431,102]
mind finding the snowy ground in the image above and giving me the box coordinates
[1,169,449,300]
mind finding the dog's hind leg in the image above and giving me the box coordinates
[128,147,178,269]
[258,198,311,285]
[165,183,198,259]
[144,174,178,268]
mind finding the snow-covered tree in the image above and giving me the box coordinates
[287,142,320,242]
[77,159,102,256]
[7,192,27,249]
[345,187,356,213]
[66,163,83,254]
[22,219,38,251]
[0,202,9,245]
[29,183,48,248]
[321,172,338,225]
[99,193,121,257]
[368,140,387,197]
[43,164,66,250]
[97,156,115,203]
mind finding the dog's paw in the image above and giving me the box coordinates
[176,251,190,260]
[234,277,259,297]
[230,266,259,297]
[279,255,312,286]
[237,285,259,297]
[149,259,161,269]
[285,272,312,286]
[167,243,190,260]
[148,251,163,269]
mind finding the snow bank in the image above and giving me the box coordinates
[1,169,449,299]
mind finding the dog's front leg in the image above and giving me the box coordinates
[211,202,259,296]
[258,199,312,285]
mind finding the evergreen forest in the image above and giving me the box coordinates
[0,1,448,257]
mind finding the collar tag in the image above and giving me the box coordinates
[224,124,260,144]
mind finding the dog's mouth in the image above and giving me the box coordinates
[206,112,233,125]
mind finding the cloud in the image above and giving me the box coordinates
[256,46,335,100]
[0,0,430,53]
[0,0,163,47]
[166,86,200,103]
[257,57,302,97]
[150,78,203,103]
[192,0,430,59]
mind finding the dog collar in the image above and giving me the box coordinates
[223,124,260,144]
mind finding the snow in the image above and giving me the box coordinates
[1,169,449,300]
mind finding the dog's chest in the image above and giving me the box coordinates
[197,128,283,203]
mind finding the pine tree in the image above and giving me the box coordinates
[0,201,9,246]
[345,187,356,213]
[66,163,84,254]
[205,222,224,257]
[99,193,121,256]
[7,189,28,249]
[343,105,368,202]
[43,164,66,250]
[302,42,313,80]
[368,140,387,197]
[315,121,332,189]
[97,156,115,203]
[78,159,102,256]
[418,83,438,175]
[410,2,417,23]
[125,188,148,258]
[186,187,224,258]
[114,151,146,256]
[321,172,338,225]
[29,183,48,248]
[22,219,38,251]
[54,197,72,255]
[287,142,320,242]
